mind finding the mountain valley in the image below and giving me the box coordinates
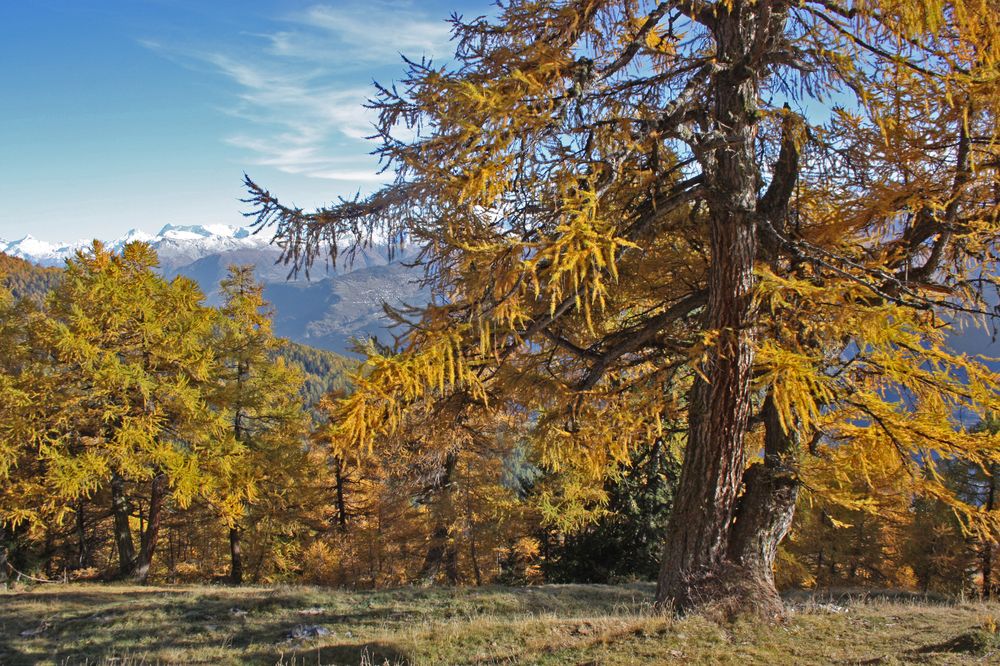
[2,224,427,356]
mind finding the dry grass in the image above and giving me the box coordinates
[0,582,997,665]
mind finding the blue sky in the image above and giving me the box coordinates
[0,0,488,242]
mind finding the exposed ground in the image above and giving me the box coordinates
[1,583,998,665]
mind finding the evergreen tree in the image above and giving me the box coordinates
[545,437,680,583]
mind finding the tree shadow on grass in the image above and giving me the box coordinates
[0,587,415,665]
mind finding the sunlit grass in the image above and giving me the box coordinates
[0,583,996,665]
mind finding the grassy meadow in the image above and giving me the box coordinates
[1,583,999,665]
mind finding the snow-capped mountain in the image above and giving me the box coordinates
[0,224,272,269]
[1,224,426,356]
[0,234,90,266]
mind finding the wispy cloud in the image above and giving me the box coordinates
[269,2,454,65]
[143,2,455,184]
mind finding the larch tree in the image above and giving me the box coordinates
[975,414,1000,598]
[37,242,236,582]
[542,434,682,583]
[211,265,312,585]
[245,0,1000,615]
[899,414,1000,596]
[783,439,918,590]
[312,379,535,587]
[0,283,47,582]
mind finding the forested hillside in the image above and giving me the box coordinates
[0,252,60,302]
[278,341,356,406]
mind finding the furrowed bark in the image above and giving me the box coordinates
[657,0,789,617]
[726,395,800,601]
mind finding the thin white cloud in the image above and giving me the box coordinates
[143,1,455,184]
[282,3,453,63]
[202,52,379,180]
[309,169,391,182]
[225,135,385,182]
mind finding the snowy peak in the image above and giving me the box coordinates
[2,234,91,265]
[1,224,268,268]
[157,224,253,240]
[106,228,156,251]
[118,228,156,243]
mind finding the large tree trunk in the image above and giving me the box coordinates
[657,1,790,618]
[111,472,137,578]
[132,472,167,583]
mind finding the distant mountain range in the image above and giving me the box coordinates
[1,224,427,356]
[2,224,268,268]
[4,224,997,368]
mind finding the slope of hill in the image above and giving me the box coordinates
[0,252,61,302]
[264,262,429,355]
[278,341,357,406]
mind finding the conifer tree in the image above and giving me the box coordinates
[246,0,1000,615]
[782,439,916,590]
[976,414,1000,599]
[901,415,1000,597]
[211,265,312,584]
[544,436,681,583]
[0,284,40,583]
[36,242,234,582]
